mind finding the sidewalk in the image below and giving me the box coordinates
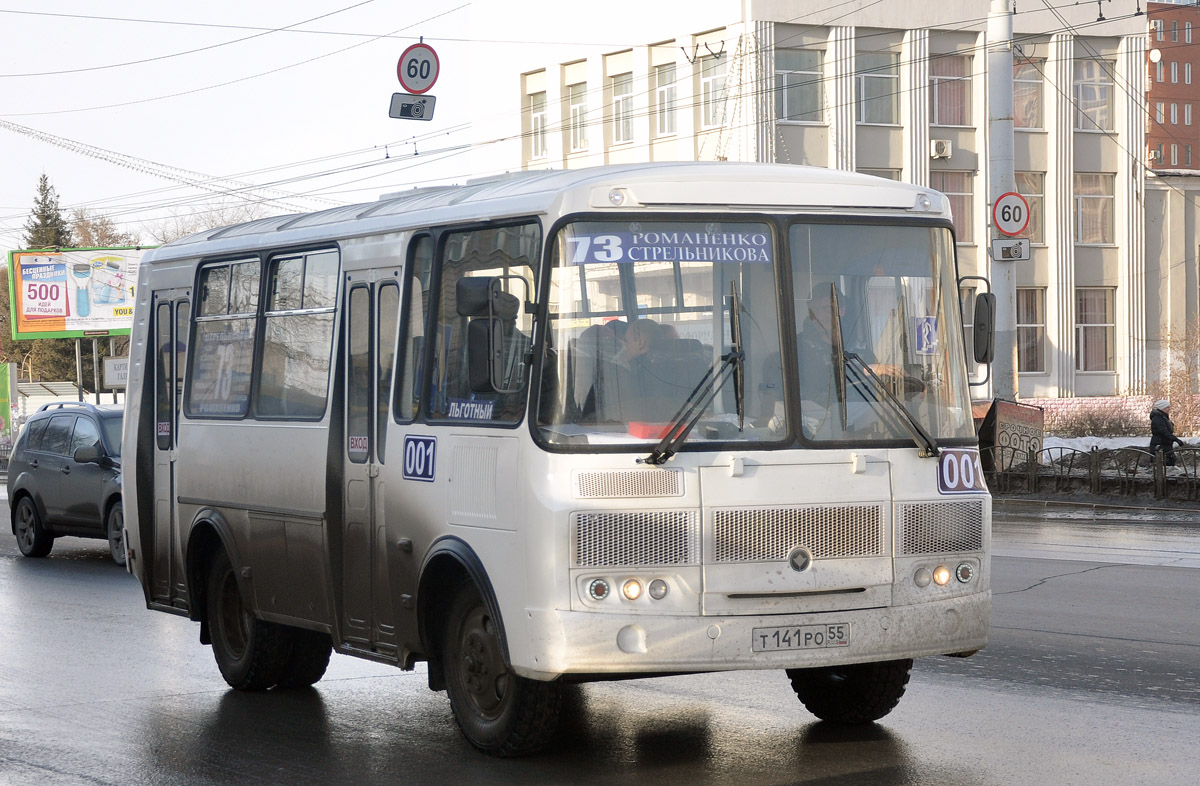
[993,495,1200,524]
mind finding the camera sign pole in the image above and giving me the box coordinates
[390,41,439,121]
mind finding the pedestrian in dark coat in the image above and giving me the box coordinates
[1149,399,1185,466]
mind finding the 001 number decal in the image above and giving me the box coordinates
[402,435,437,482]
[938,448,986,494]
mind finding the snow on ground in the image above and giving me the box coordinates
[1041,435,1152,452]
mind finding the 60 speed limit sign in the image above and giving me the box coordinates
[992,191,1030,237]
[397,43,439,94]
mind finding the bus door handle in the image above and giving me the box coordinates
[368,464,380,479]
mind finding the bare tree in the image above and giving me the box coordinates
[141,201,281,244]
[1150,316,1200,437]
[70,208,140,247]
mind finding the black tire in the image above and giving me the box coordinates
[441,584,561,757]
[206,550,290,691]
[13,496,53,558]
[106,501,126,567]
[786,658,913,724]
[275,628,333,689]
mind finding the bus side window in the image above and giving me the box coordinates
[396,235,433,422]
[377,281,400,459]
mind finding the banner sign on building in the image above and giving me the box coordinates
[6,247,152,339]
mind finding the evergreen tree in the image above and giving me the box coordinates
[23,174,74,249]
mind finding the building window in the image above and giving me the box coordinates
[1016,288,1046,373]
[654,63,677,136]
[1188,104,1194,126]
[568,82,588,152]
[1172,20,1179,42]
[1188,63,1193,84]
[1075,288,1115,372]
[929,171,973,242]
[1157,61,1165,83]
[1188,21,1193,43]
[1014,58,1043,128]
[856,51,900,124]
[1172,144,1179,166]
[1172,102,1179,124]
[699,54,728,128]
[857,168,901,180]
[1155,19,1164,41]
[1187,145,1193,167]
[1074,173,1114,244]
[1157,102,1165,123]
[1172,61,1179,84]
[775,48,824,123]
[930,55,971,126]
[1015,171,1045,243]
[1074,59,1114,131]
[1156,142,1165,164]
[611,72,633,144]
[529,92,547,159]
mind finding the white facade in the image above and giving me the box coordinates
[516,2,1152,399]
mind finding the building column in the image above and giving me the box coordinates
[1046,32,1076,397]
[902,28,930,186]
[632,46,652,164]
[1117,33,1147,393]
[754,20,776,163]
[827,26,856,172]
[675,35,698,161]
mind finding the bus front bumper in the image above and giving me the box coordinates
[511,591,990,680]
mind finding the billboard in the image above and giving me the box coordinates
[7,247,153,339]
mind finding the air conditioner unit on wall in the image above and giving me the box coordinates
[930,139,952,159]
[1149,146,1163,163]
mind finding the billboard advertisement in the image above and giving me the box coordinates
[7,247,153,339]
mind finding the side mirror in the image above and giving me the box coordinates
[459,276,529,394]
[973,292,996,364]
[73,444,101,464]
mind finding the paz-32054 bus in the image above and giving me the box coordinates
[122,162,993,756]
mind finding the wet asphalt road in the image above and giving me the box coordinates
[1,501,1198,785]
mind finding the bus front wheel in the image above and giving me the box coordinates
[441,584,561,756]
[786,658,913,724]
[206,550,289,691]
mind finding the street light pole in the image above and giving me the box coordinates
[988,0,1018,401]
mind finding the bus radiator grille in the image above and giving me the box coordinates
[896,500,985,555]
[710,504,884,563]
[572,510,699,567]
[574,469,684,499]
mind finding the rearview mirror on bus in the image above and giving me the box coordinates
[972,292,996,364]
[458,276,529,394]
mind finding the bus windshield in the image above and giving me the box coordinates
[538,219,783,448]
[789,222,974,444]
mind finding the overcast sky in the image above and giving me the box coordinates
[0,1,730,250]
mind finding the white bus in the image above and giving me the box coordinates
[122,162,993,756]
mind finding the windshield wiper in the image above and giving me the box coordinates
[826,284,939,458]
[641,281,744,465]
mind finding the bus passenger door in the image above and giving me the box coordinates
[340,277,399,653]
[151,292,190,603]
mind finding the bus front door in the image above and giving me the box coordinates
[340,278,400,654]
[151,292,190,604]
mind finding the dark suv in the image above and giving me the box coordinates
[7,402,125,565]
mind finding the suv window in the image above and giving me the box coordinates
[22,418,50,451]
[70,417,101,456]
[40,415,76,456]
[101,415,123,458]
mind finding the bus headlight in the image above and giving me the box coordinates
[956,563,974,583]
[648,579,669,600]
[588,579,611,600]
[932,565,952,586]
[622,579,643,601]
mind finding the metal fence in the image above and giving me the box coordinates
[981,445,1200,502]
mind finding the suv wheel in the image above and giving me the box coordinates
[107,501,125,566]
[14,497,53,558]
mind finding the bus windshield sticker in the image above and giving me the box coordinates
[937,448,987,494]
[402,435,437,482]
[567,230,772,265]
[914,316,939,356]
[447,397,496,420]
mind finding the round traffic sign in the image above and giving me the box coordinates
[992,191,1030,237]
[397,43,439,94]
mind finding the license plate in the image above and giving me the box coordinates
[751,623,850,652]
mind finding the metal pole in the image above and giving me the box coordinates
[110,338,117,403]
[92,338,101,405]
[988,0,1018,400]
[75,338,83,401]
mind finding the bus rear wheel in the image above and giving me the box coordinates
[276,628,333,689]
[441,585,561,756]
[206,550,289,691]
[786,658,913,724]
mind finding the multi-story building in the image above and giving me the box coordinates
[1147,1,1200,171]
[517,2,1153,402]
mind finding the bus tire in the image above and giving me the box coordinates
[276,629,333,689]
[786,658,913,724]
[441,584,561,757]
[14,497,53,558]
[206,549,289,691]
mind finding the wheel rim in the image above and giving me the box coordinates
[456,605,510,718]
[215,570,252,660]
[108,506,125,560]
[15,502,36,551]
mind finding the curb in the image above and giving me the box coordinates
[993,496,1200,523]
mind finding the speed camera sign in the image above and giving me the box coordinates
[397,43,439,94]
[992,192,1030,237]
